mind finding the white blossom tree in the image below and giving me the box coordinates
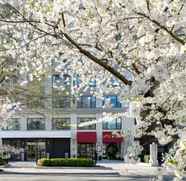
[0,0,185,177]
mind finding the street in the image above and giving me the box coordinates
[0,174,153,181]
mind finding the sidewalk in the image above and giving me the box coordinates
[1,161,119,176]
[1,167,119,176]
[96,160,174,177]
[0,161,182,177]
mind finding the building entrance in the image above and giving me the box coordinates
[78,144,96,159]
[103,143,121,160]
[26,142,46,161]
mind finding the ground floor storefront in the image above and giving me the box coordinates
[76,131,123,160]
[2,138,70,161]
[1,131,125,161]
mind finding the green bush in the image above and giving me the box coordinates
[37,158,95,167]
[144,155,150,163]
[0,157,6,165]
[167,159,178,166]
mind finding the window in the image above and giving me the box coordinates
[52,118,71,130]
[52,96,71,108]
[89,80,96,87]
[103,117,122,130]
[77,96,96,108]
[2,118,20,130]
[27,118,45,130]
[103,95,121,108]
[78,144,96,158]
[73,74,81,87]
[52,74,71,88]
[122,102,129,111]
[111,78,119,87]
[52,74,71,109]
[77,117,96,130]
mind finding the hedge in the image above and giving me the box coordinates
[144,155,150,163]
[0,157,6,165]
[37,158,95,167]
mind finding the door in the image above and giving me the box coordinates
[78,144,96,158]
[26,142,46,161]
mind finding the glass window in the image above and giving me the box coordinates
[77,117,96,130]
[111,78,119,87]
[52,74,71,109]
[52,118,71,130]
[77,96,96,108]
[89,80,96,87]
[103,117,122,130]
[78,144,96,158]
[122,102,129,111]
[103,95,121,108]
[73,74,81,87]
[52,96,71,108]
[27,118,45,130]
[2,118,20,130]
[52,74,71,88]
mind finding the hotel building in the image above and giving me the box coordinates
[0,72,135,161]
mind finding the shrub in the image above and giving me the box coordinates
[37,158,95,167]
[0,157,6,165]
[167,159,178,166]
[144,155,150,163]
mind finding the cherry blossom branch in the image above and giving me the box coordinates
[135,11,185,45]
[59,12,133,85]
[2,3,133,85]
[0,19,40,23]
[132,63,141,74]
[145,0,151,13]
[61,31,132,85]
[0,34,48,52]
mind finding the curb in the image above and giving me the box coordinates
[35,166,111,170]
[0,170,120,176]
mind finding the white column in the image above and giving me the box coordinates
[0,138,2,158]
[45,115,52,130]
[44,75,53,109]
[20,116,27,130]
[149,142,158,166]
[121,116,126,160]
[96,113,102,159]
[122,116,135,162]
[70,113,77,157]
[0,138,2,148]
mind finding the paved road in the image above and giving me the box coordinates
[0,174,154,181]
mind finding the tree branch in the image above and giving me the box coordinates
[135,11,185,45]
[2,3,133,86]
[61,32,132,85]
[66,34,131,84]
[132,63,141,74]
[0,19,39,23]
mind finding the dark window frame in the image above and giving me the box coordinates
[77,95,96,108]
[77,117,96,130]
[52,117,71,130]
[27,118,45,130]
[102,117,122,130]
[103,95,121,108]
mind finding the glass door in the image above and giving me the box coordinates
[26,142,46,161]
[37,142,46,159]
[27,142,37,161]
[78,144,95,158]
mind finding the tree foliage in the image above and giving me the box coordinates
[0,1,185,173]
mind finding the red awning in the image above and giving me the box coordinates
[103,132,123,144]
[77,132,97,144]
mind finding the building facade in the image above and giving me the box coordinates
[0,74,135,161]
